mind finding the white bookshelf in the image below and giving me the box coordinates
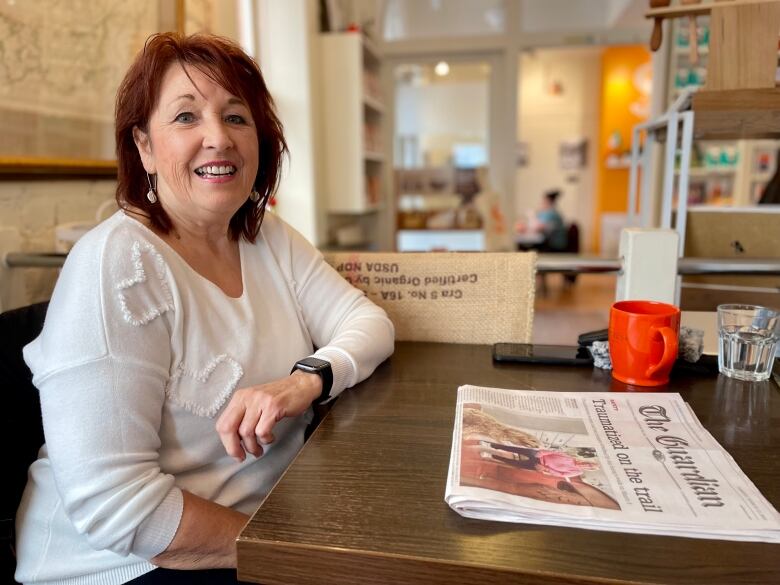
[319,32,385,216]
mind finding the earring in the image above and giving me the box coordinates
[146,173,158,204]
[249,189,260,203]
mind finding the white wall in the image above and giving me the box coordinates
[0,179,116,309]
[516,47,601,252]
[257,0,323,245]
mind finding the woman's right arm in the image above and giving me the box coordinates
[151,491,248,569]
[26,233,189,562]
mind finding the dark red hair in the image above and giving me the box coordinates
[114,33,287,242]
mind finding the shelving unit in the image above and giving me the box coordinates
[664,15,737,207]
[643,1,780,309]
[319,32,386,248]
[628,87,780,304]
[634,90,780,226]
[393,166,484,251]
[661,5,780,208]
[690,89,780,205]
[666,15,709,99]
[685,89,780,308]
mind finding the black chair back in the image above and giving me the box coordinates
[0,302,48,583]
[565,222,581,254]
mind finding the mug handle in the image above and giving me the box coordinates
[645,326,678,379]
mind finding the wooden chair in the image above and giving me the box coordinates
[323,252,536,344]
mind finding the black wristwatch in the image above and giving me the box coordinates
[291,356,333,404]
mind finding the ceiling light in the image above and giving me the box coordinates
[434,61,450,77]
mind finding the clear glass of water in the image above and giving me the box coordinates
[717,304,780,382]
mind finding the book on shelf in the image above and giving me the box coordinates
[445,385,780,543]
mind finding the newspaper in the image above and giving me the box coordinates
[445,385,780,543]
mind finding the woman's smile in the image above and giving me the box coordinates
[193,160,239,183]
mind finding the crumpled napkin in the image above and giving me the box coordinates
[678,326,705,364]
[589,341,612,370]
[589,327,705,370]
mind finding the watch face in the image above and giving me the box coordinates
[296,357,330,371]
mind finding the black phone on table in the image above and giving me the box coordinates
[577,328,609,346]
[492,343,593,366]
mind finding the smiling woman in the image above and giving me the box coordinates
[132,65,260,236]
[14,33,395,585]
[115,34,281,244]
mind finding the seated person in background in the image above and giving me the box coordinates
[516,189,568,251]
[15,33,394,585]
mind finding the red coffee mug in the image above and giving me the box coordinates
[609,300,681,386]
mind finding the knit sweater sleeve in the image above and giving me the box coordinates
[263,215,394,398]
[23,223,183,559]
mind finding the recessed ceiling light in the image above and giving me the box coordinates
[434,61,450,76]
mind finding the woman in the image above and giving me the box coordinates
[515,189,567,252]
[534,449,599,479]
[15,33,394,584]
[480,442,598,479]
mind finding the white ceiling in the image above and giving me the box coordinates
[520,0,650,33]
[379,0,650,41]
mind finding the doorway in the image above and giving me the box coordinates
[389,56,505,252]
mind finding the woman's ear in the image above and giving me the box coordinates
[132,126,155,174]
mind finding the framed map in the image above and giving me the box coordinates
[0,0,183,178]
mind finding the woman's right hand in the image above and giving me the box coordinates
[215,371,321,461]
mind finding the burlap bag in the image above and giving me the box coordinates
[323,252,536,344]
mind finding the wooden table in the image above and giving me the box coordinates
[237,342,780,585]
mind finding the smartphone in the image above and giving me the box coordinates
[492,343,593,366]
[577,328,609,346]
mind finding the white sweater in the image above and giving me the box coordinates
[15,211,394,585]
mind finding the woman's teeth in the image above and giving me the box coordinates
[195,165,236,176]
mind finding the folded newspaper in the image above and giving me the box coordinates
[445,385,780,543]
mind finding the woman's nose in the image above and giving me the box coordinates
[202,119,234,150]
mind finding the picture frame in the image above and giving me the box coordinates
[0,0,185,179]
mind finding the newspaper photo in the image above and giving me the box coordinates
[445,385,780,543]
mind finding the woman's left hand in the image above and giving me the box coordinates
[215,371,321,461]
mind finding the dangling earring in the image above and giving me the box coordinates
[146,173,158,204]
[249,189,260,203]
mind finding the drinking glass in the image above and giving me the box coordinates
[717,304,779,382]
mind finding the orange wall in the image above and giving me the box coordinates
[594,45,651,250]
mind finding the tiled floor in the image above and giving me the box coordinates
[532,273,617,346]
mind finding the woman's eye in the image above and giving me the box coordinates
[174,112,195,123]
[226,114,246,125]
